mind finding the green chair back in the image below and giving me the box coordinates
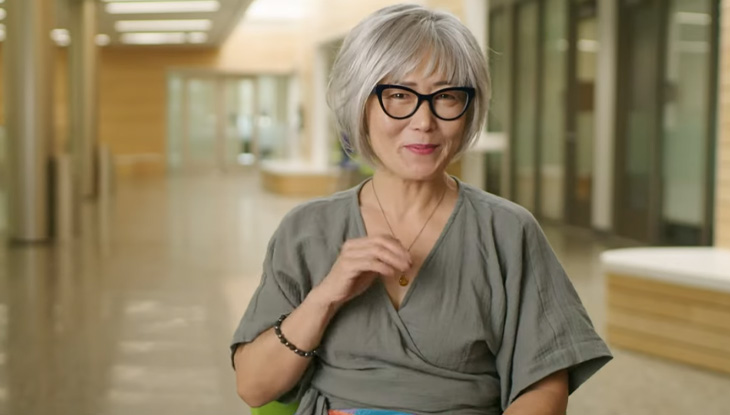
[250,401,299,415]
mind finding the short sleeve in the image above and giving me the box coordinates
[495,214,612,410]
[229,221,315,403]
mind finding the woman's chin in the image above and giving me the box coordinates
[392,162,447,181]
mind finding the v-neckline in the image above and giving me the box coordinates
[350,177,464,312]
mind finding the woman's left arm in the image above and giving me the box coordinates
[503,370,569,415]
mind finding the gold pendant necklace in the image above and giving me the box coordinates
[372,179,447,287]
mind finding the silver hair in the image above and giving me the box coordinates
[327,3,491,166]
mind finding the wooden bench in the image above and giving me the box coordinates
[601,247,730,374]
[260,160,340,197]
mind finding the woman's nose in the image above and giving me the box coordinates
[410,100,436,130]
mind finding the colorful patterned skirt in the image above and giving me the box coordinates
[329,410,413,415]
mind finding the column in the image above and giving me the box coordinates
[3,0,55,242]
[68,0,98,200]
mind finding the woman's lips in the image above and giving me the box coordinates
[404,144,439,155]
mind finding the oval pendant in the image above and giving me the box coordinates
[399,275,409,287]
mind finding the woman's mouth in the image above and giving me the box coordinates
[404,144,439,155]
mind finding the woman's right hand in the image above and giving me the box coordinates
[314,235,412,307]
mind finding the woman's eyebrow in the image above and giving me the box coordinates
[396,80,452,87]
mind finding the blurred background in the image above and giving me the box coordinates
[0,0,729,414]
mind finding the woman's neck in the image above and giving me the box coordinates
[368,170,455,221]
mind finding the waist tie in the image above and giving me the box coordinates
[294,388,330,415]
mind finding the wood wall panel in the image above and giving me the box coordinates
[99,47,218,159]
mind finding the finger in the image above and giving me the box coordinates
[339,237,377,255]
[343,235,403,251]
[368,236,412,265]
[350,244,410,272]
[341,236,408,259]
[354,259,399,279]
[341,236,412,268]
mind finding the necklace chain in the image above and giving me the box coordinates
[371,179,447,286]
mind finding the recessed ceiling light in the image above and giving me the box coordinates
[96,34,111,46]
[115,19,211,32]
[187,32,208,44]
[245,0,309,22]
[51,28,71,47]
[106,1,220,15]
[0,9,6,21]
[121,32,187,45]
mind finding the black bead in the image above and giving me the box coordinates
[275,313,319,358]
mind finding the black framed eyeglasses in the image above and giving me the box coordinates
[372,84,476,121]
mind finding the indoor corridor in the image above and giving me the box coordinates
[0,173,729,415]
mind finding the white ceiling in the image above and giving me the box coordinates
[95,0,253,46]
[0,0,306,47]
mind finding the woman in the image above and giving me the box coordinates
[231,4,611,415]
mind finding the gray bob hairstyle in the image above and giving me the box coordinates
[327,4,491,165]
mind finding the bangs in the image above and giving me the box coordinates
[381,22,473,87]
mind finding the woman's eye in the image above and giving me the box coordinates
[437,93,456,100]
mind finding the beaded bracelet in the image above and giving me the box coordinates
[274,314,319,358]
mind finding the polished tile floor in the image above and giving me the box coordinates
[1,173,729,415]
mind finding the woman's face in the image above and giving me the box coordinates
[366,61,467,181]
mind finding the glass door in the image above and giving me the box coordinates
[660,0,716,245]
[167,72,293,172]
[184,77,219,171]
[615,0,718,245]
[255,75,289,161]
[224,77,257,167]
[565,1,598,227]
[615,0,663,242]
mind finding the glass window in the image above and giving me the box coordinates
[661,0,713,244]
